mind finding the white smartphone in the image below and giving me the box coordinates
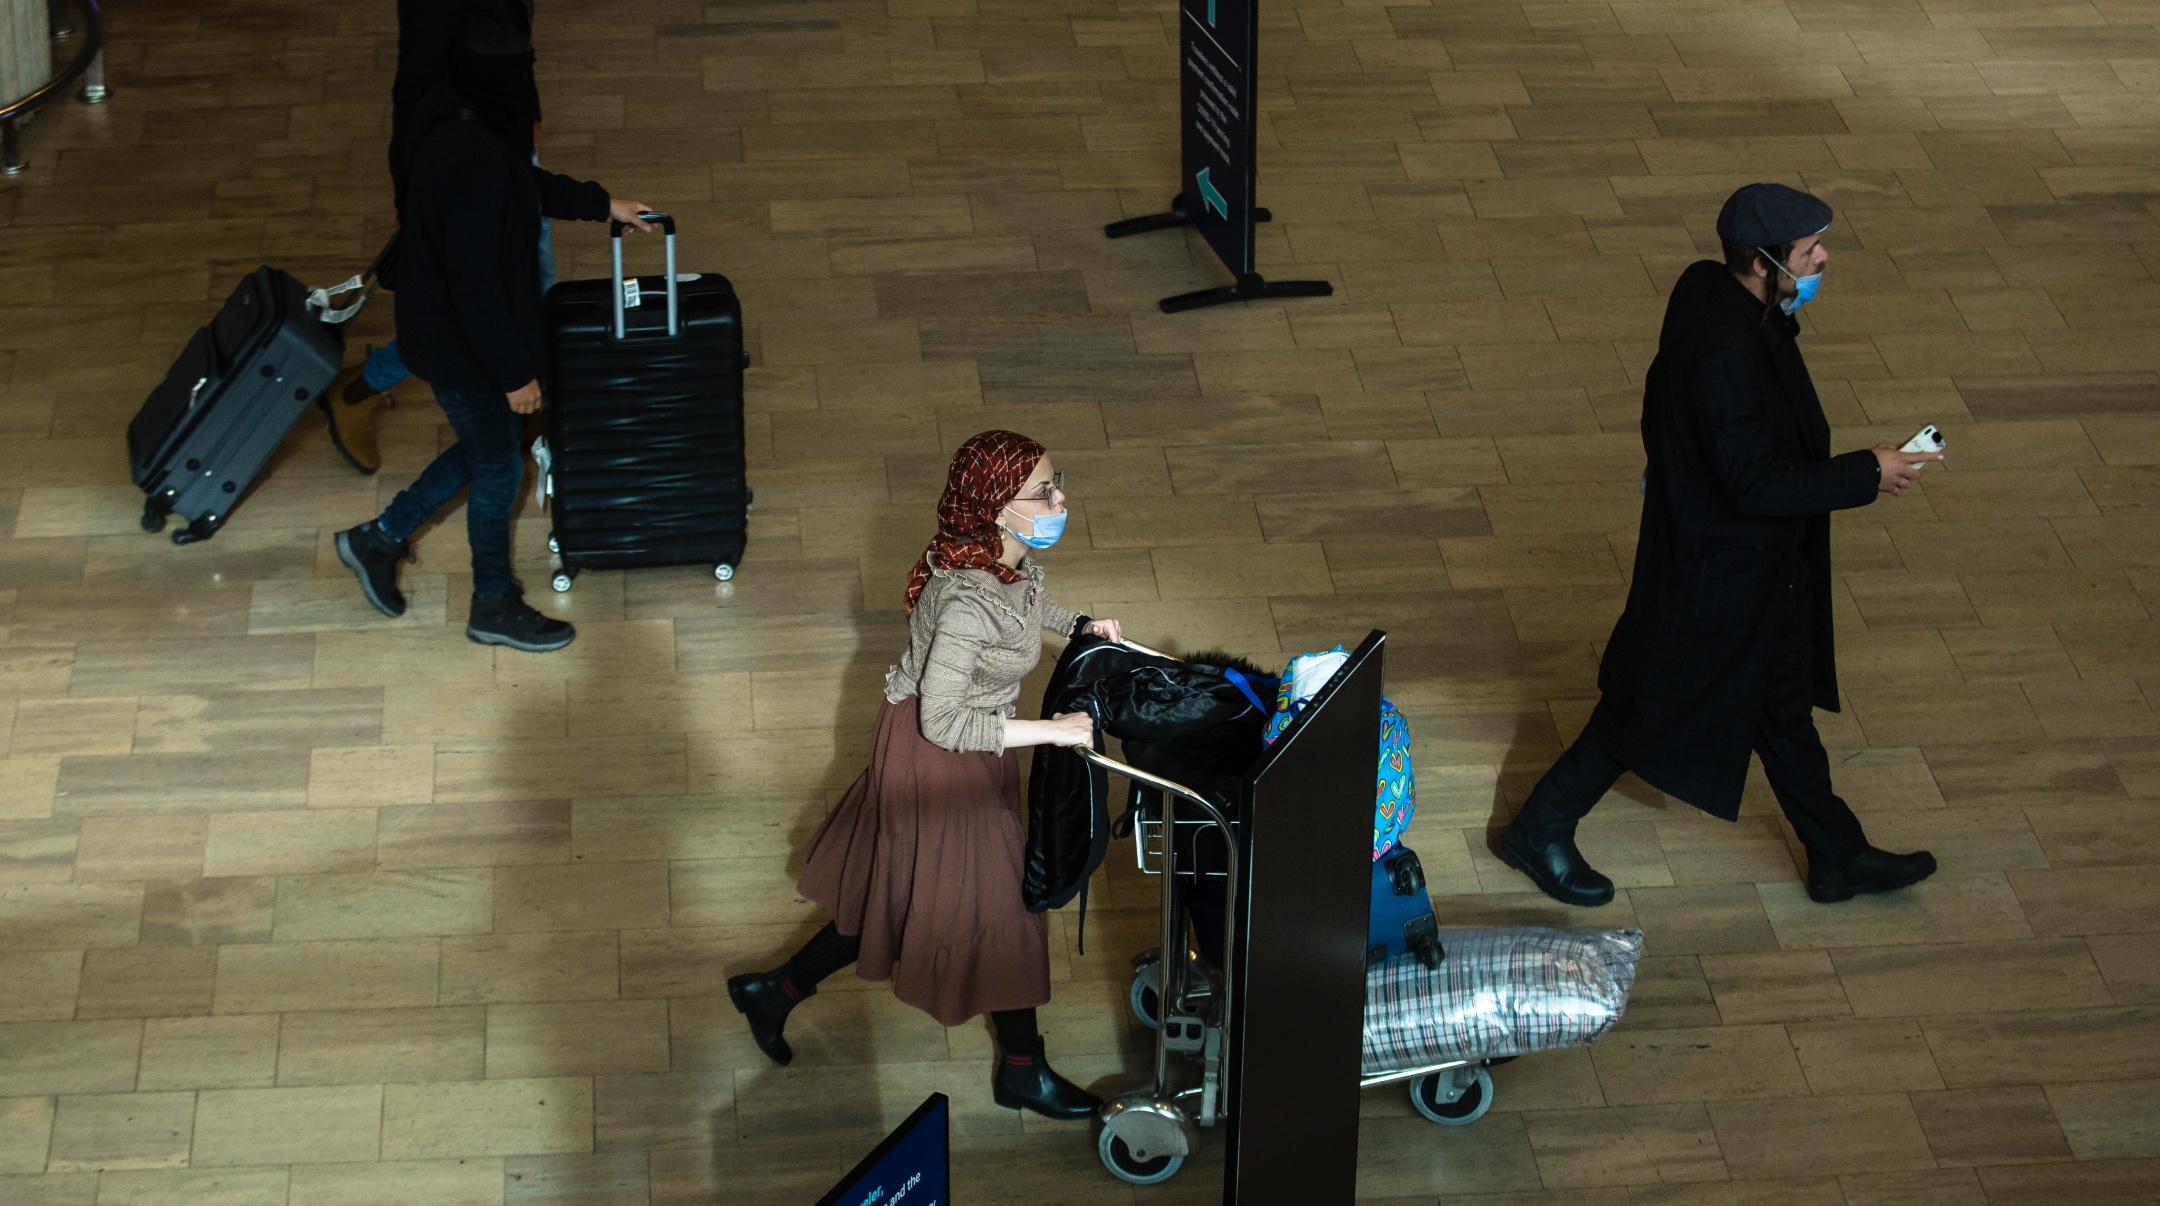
[1902,425,1945,455]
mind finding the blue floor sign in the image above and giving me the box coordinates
[816,1094,950,1206]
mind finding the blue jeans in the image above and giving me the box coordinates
[362,218,555,394]
[362,341,409,393]
[376,387,525,599]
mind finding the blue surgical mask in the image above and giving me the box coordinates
[1003,505,1066,550]
[1761,247,1822,315]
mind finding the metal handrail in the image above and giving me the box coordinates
[2,0,108,175]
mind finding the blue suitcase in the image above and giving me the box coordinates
[1370,844,1443,969]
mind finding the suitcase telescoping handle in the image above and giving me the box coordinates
[609,211,679,340]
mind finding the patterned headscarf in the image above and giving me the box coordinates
[904,430,1046,613]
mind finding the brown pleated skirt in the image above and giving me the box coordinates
[796,695,1051,1027]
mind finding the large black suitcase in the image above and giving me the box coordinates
[541,213,750,591]
[129,266,354,544]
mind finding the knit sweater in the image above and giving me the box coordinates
[886,555,1082,754]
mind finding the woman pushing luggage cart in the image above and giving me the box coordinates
[725,430,1125,1119]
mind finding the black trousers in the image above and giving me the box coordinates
[1519,597,1866,866]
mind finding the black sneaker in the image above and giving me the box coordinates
[466,591,575,653]
[335,521,411,618]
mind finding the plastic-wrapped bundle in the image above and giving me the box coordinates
[1363,928,1644,1075]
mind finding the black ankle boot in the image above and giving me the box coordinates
[335,521,410,618]
[992,1037,1101,1121]
[1497,816,1615,907]
[466,590,575,652]
[727,970,800,1066]
[1808,845,1937,904]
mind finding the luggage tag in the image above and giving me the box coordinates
[530,436,554,507]
[620,274,702,311]
[305,234,400,324]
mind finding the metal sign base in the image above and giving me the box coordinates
[1103,193,1333,314]
[1159,273,1333,315]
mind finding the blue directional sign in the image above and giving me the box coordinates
[1180,0,1255,274]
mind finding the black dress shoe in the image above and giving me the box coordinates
[1497,820,1616,907]
[727,971,798,1066]
[992,1038,1101,1121]
[1808,845,1937,904]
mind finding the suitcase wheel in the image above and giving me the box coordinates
[714,564,735,582]
[547,533,559,554]
[551,571,574,593]
[1386,849,1426,896]
[171,515,219,546]
[140,496,169,533]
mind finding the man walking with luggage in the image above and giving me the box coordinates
[1498,183,1944,907]
[335,12,653,653]
[321,0,559,475]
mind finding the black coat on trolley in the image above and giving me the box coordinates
[1023,636,1274,914]
[543,215,751,585]
[1595,261,1879,818]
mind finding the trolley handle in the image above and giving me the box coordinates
[1075,747,1242,1049]
[609,211,679,341]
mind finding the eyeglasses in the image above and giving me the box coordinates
[1013,471,1064,503]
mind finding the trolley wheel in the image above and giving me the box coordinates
[551,572,573,593]
[1409,1066,1493,1126]
[1128,960,1161,1030]
[714,563,734,582]
[1098,1127,1182,1185]
[547,533,559,554]
[140,498,168,533]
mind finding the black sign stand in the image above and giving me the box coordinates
[1104,0,1332,314]
[1221,631,1382,1204]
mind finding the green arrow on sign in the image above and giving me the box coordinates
[1196,166,1229,219]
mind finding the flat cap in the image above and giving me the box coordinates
[1716,183,1833,248]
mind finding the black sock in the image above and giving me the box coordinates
[991,1007,1039,1064]
[780,922,860,1000]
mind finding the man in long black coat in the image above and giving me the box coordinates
[1499,184,1944,907]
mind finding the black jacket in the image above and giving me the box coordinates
[392,85,609,400]
[390,0,540,212]
[1595,260,1880,818]
[1024,637,1273,914]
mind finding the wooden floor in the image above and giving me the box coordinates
[4,0,2160,1202]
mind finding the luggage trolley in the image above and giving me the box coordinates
[1080,755,1577,1187]
[1077,747,1237,1186]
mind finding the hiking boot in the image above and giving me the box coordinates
[335,521,411,618]
[320,363,386,475]
[467,590,575,653]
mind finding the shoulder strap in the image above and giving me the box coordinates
[1222,667,1272,715]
